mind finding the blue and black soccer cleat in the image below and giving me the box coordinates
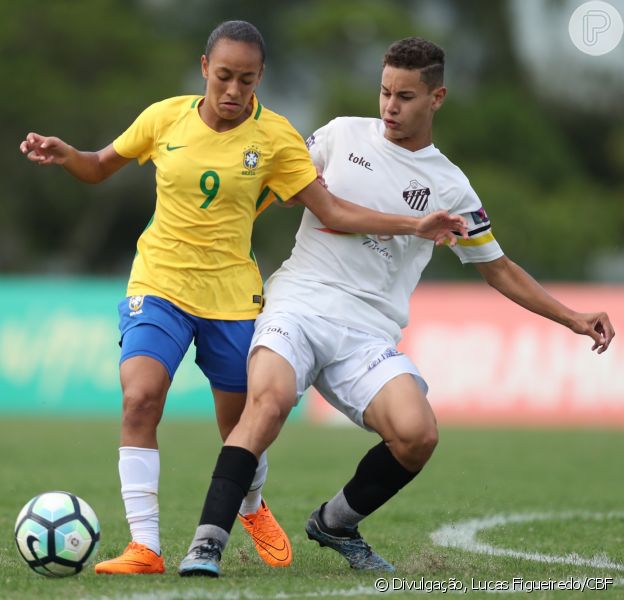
[178,538,222,577]
[305,504,395,571]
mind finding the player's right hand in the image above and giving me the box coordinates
[20,132,71,165]
[569,311,615,354]
[415,210,468,247]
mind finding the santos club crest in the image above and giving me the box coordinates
[242,146,261,175]
[403,179,430,211]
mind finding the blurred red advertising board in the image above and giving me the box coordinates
[307,283,623,427]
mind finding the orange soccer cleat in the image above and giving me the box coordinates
[238,499,292,567]
[94,541,165,574]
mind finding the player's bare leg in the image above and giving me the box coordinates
[95,356,169,574]
[228,348,298,453]
[363,374,438,472]
[212,387,292,567]
[212,389,247,440]
[179,348,297,576]
[306,374,437,571]
[119,356,170,448]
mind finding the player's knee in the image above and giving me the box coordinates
[392,421,438,471]
[246,385,292,427]
[122,387,164,429]
[419,423,439,458]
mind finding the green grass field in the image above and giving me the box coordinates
[1,418,623,599]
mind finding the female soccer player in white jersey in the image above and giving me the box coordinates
[19,23,465,575]
[181,36,615,576]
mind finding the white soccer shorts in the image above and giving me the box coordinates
[250,312,428,430]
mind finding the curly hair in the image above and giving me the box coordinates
[383,38,444,90]
[205,21,266,63]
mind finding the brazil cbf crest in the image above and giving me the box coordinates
[128,295,144,316]
[242,146,261,175]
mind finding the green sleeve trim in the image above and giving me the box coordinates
[255,186,271,210]
[142,213,155,233]
[253,102,263,120]
[190,96,202,108]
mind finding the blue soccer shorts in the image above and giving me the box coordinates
[117,295,255,392]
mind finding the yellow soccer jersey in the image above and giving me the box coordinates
[113,95,317,319]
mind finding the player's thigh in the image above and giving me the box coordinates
[194,318,255,394]
[226,347,298,453]
[246,312,320,415]
[212,388,247,440]
[363,373,437,444]
[247,346,297,414]
[317,334,429,431]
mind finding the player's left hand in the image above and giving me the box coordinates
[414,210,468,246]
[569,312,615,354]
[315,166,328,190]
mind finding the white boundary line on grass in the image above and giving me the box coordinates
[430,510,624,571]
[95,579,624,600]
[97,586,393,600]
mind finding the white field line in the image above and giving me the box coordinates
[431,510,624,571]
[92,576,624,600]
[95,586,396,600]
[92,578,624,600]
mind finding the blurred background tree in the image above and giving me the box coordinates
[2,0,623,281]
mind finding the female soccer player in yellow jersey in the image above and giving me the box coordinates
[20,21,467,575]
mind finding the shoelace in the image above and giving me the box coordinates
[127,542,151,555]
[253,510,281,538]
[192,541,221,560]
[345,529,375,556]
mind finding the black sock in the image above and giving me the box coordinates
[342,441,420,517]
[199,446,258,532]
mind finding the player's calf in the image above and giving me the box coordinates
[319,441,422,533]
[179,446,258,577]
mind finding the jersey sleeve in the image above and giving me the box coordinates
[112,102,160,165]
[304,120,332,172]
[448,185,505,264]
[266,122,318,202]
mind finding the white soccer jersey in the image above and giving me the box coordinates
[263,117,504,342]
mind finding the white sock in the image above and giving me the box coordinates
[322,489,365,529]
[239,451,268,515]
[119,446,160,555]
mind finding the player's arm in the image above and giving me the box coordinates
[292,179,468,245]
[474,256,615,353]
[20,133,130,183]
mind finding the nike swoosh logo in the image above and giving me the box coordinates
[166,143,187,151]
[26,535,40,556]
[251,536,290,561]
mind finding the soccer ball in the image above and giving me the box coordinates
[14,491,100,577]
